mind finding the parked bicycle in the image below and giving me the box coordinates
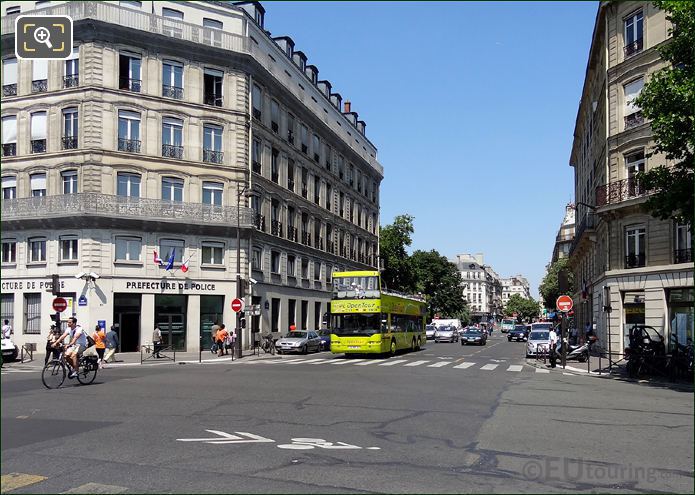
[42,346,99,389]
[665,335,694,382]
[259,333,276,355]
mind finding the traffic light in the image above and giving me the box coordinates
[239,311,246,328]
[51,274,60,295]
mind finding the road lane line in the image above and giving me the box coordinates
[453,362,476,369]
[306,359,334,365]
[353,360,381,366]
[403,360,429,367]
[427,362,451,368]
[1,473,47,493]
[330,359,365,365]
[536,368,550,374]
[378,359,407,366]
[480,364,498,371]
[507,365,523,372]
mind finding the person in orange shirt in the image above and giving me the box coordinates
[216,324,229,357]
[92,324,107,369]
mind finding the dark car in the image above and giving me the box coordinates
[317,329,331,351]
[460,328,487,346]
[508,325,528,342]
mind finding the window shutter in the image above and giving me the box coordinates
[2,116,17,144]
[2,176,17,188]
[3,58,17,84]
[30,173,47,190]
[32,60,48,80]
[31,112,47,139]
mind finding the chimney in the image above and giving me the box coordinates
[344,100,351,113]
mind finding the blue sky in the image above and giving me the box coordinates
[264,1,598,297]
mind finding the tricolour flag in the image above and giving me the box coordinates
[181,257,190,273]
[153,251,164,266]
[165,249,176,271]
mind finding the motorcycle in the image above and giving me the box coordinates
[556,339,590,362]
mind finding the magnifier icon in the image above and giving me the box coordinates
[33,27,53,49]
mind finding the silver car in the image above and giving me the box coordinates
[526,331,551,358]
[426,325,437,340]
[275,330,322,355]
[434,326,458,343]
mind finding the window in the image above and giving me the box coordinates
[64,48,79,88]
[162,60,183,99]
[301,259,309,279]
[624,78,644,129]
[119,53,141,92]
[162,7,184,38]
[162,117,183,158]
[32,60,48,92]
[160,239,184,263]
[300,124,308,154]
[287,255,296,277]
[271,148,279,183]
[312,134,320,162]
[115,236,141,261]
[30,173,46,197]
[338,155,344,180]
[625,150,645,197]
[2,176,16,199]
[3,57,17,96]
[117,172,140,197]
[203,124,223,163]
[2,116,17,157]
[203,68,223,106]
[202,182,223,206]
[270,100,279,132]
[325,183,332,210]
[59,235,78,261]
[252,139,261,173]
[252,248,262,271]
[24,294,41,335]
[625,226,646,268]
[5,6,20,14]
[314,177,321,205]
[62,170,77,194]
[118,110,141,152]
[2,239,16,264]
[30,111,47,153]
[624,10,643,57]
[271,251,280,273]
[203,18,223,47]
[162,177,183,202]
[202,242,224,265]
[62,107,78,149]
[324,144,332,171]
[252,84,262,119]
[348,164,354,186]
[28,237,46,263]
[287,159,295,191]
[287,113,295,144]
[675,224,692,264]
[314,262,321,281]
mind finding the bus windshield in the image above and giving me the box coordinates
[333,276,380,299]
[332,313,383,336]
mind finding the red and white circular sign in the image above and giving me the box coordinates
[52,297,68,313]
[556,295,574,312]
[231,298,245,313]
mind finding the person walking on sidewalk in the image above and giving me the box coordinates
[152,325,162,358]
[104,325,119,363]
[548,326,559,368]
[216,324,229,357]
[92,325,107,368]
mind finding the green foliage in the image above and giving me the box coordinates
[379,214,416,292]
[410,249,468,321]
[503,294,540,322]
[539,258,575,310]
[633,1,695,227]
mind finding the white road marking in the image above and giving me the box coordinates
[427,362,450,368]
[62,482,129,494]
[480,364,498,371]
[353,360,380,366]
[403,360,429,367]
[506,365,523,372]
[330,359,365,365]
[378,359,408,366]
[306,359,334,365]
[536,368,550,374]
[287,358,326,364]
[453,362,476,369]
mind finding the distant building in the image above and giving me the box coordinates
[501,276,531,304]
[452,253,502,321]
[552,203,576,263]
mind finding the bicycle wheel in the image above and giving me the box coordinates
[42,360,66,389]
[77,357,98,385]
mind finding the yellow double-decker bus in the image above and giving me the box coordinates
[329,270,426,356]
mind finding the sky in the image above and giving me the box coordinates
[264,1,598,298]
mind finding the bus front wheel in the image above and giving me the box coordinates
[415,337,421,351]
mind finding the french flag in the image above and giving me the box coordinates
[181,258,190,273]
[153,251,164,266]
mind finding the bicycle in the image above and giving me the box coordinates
[41,346,99,389]
[259,334,276,355]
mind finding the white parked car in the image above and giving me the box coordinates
[526,330,551,358]
[1,336,19,362]
[425,325,437,340]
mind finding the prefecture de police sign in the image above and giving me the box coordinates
[15,15,73,59]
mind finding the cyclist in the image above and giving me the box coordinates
[55,316,86,378]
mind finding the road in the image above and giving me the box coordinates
[1,332,693,493]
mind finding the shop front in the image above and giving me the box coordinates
[668,288,693,352]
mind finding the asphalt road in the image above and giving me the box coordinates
[1,332,693,493]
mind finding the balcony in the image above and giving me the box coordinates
[301,232,311,246]
[119,77,141,92]
[1,193,256,230]
[271,121,279,133]
[62,137,78,150]
[162,85,183,99]
[327,240,335,253]
[31,140,47,154]
[287,131,294,145]
[595,177,651,207]
[2,143,16,157]
[674,248,692,264]
[162,144,184,159]
[569,211,595,255]
[624,38,643,58]
[3,84,17,96]
[624,111,645,130]
[287,226,297,242]
[315,238,323,250]
[253,213,265,231]
[287,179,295,192]
[203,149,223,164]
[63,75,79,88]
[118,138,141,153]
[31,80,48,93]
[252,161,261,174]
[625,253,646,269]
[270,220,283,237]
[204,94,223,107]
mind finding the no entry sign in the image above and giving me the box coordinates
[231,298,245,313]
[52,297,68,313]
[556,295,574,313]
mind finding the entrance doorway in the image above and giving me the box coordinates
[155,295,187,351]
[113,293,141,352]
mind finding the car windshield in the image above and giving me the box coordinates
[284,331,307,338]
[426,325,436,331]
[532,323,552,331]
[514,326,526,331]
[439,327,453,332]
[529,331,549,341]
[466,330,482,335]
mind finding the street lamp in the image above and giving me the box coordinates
[235,184,249,359]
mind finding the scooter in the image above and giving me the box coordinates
[556,339,589,362]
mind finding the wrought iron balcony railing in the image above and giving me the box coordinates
[287,131,294,145]
[63,75,79,88]
[301,232,311,246]
[271,220,283,237]
[162,144,184,159]
[253,213,265,231]
[31,80,48,93]
[674,248,692,264]
[1,193,256,227]
[287,226,297,242]
[287,179,294,192]
[203,94,223,107]
[252,161,261,174]
[3,84,17,96]
[327,240,335,253]
[203,149,223,164]
[595,177,652,207]
[625,253,646,269]
[271,121,279,133]
[31,140,47,153]
[624,112,645,129]
[271,172,279,184]
[162,85,183,99]
[118,138,141,153]
[624,38,643,58]
[62,137,78,150]
[2,143,17,157]
[119,77,141,92]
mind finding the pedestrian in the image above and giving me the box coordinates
[548,325,559,368]
[45,324,61,365]
[104,325,119,363]
[210,321,221,353]
[92,324,107,368]
[2,319,11,339]
[223,324,234,355]
[152,325,162,358]
[216,324,228,357]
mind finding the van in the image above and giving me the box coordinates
[501,318,516,333]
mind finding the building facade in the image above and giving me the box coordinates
[0,1,382,353]
[453,253,502,321]
[551,203,576,263]
[501,275,531,305]
[569,1,692,352]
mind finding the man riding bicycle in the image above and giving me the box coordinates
[54,316,86,378]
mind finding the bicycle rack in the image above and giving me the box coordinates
[141,344,176,364]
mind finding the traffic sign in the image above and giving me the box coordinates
[231,298,245,313]
[52,297,68,313]
[556,295,573,312]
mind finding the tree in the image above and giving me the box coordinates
[410,249,467,321]
[503,294,540,322]
[379,214,416,292]
[633,1,695,228]
[539,258,575,310]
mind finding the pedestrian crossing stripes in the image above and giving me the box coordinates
[507,365,523,372]
[453,362,476,369]
[427,362,450,368]
[378,359,407,366]
[403,360,429,367]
